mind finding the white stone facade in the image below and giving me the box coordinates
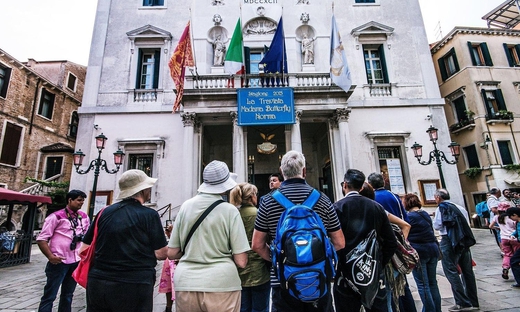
[72,0,463,219]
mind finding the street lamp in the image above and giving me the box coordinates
[73,133,125,220]
[411,125,460,189]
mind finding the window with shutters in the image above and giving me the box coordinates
[363,44,388,84]
[497,140,514,165]
[0,122,23,166]
[0,64,11,99]
[137,49,160,90]
[244,47,266,87]
[38,89,55,120]
[468,42,493,66]
[481,89,507,118]
[376,146,406,194]
[438,48,459,81]
[503,43,520,67]
[463,145,480,168]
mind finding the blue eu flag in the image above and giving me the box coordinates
[260,17,288,74]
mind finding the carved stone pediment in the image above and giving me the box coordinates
[243,18,277,36]
[40,143,74,153]
[351,21,394,37]
[126,24,172,41]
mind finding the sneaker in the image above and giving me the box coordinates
[502,268,509,280]
[512,283,520,288]
[448,305,474,312]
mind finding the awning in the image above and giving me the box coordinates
[504,178,520,186]
[482,0,520,29]
[0,188,52,204]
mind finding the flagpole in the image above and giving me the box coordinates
[188,8,199,85]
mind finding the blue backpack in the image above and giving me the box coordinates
[270,189,337,303]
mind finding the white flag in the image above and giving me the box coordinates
[330,16,352,93]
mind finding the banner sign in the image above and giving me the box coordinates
[237,88,295,126]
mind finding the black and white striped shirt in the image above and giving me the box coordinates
[254,178,342,285]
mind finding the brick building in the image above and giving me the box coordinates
[0,49,86,191]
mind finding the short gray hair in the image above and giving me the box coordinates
[434,188,450,200]
[280,150,305,179]
[367,173,385,189]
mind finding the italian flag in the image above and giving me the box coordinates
[224,19,244,75]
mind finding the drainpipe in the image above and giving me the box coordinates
[29,78,41,135]
[509,123,519,160]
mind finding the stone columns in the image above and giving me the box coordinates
[332,108,352,187]
[181,112,198,200]
[231,112,247,182]
[290,110,303,153]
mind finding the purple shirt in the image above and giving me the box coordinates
[37,208,90,264]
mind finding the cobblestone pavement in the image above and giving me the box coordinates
[0,228,519,311]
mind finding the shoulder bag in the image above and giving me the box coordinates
[182,200,224,254]
[72,209,104,288]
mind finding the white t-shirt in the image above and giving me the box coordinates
[492,215,517,239]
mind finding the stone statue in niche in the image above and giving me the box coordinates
[213,34,226,66]
[301,33,315,64]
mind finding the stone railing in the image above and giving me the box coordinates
[20,174,61,196]
[134,89,158,102]
[369,83,392,96]
[187,73,335,90]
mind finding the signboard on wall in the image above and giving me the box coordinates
[386,158,405,194]
[237,88,295,126]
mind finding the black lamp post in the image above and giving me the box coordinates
[73,133,125,220]
[411,125,460,189]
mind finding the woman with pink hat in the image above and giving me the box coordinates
[489,201,520,280]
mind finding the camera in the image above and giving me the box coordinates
[70,234,84,250]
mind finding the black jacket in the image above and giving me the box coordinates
[334,193,398,266]
[439,201,476,251]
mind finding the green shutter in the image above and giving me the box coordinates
[153,50,160,89]
[0,67,10,97]
[481,89,492,116]
[495,89,507,111]
[244,47,251,74]
[451,48,460,72]
[468,42,477,66]
[480,43,493,66]
[515,45,520,66]
[136,49,143,89]
[378,45,389,83]
[438,58,447,81]
[504,43,514,67]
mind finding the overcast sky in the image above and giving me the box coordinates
[0,0,506,65]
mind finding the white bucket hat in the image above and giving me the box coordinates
[116,169,157,200]
[197,160,237,194]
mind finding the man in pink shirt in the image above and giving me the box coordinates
[36,190,90,312]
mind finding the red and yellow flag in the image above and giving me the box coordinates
[169,22,194,112]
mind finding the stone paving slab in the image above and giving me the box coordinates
[0,228,518,312]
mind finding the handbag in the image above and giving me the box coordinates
[72,209,104,288]
[337,229,381,309]
[391,223,420,274]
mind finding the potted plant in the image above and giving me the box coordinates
[463,167,483,179]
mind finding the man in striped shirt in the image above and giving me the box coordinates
[252,150,345,312]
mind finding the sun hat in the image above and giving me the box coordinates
[498,201,511,212]
[197,160,237,194]
[116,169,157,200]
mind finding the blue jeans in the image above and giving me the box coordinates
[440,236,479,308]
[241,281,270,312]
[38,262,78,312]
[412,255,441,312]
